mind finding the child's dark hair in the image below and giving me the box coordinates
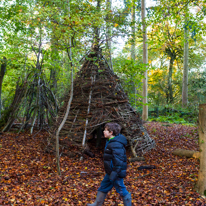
[105,123,121,136]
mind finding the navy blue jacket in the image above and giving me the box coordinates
[103,134,127,182]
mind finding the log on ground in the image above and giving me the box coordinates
[172,149,200,158]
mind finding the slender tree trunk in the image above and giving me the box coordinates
[131,0,135,61]
[131,0,136,108]
[106,0,113,70]
[56,59,73,175]
[142,0,148,121]
[0,57,7,119]
[182,15,189,108]
[56,65,73,175]
[168,56,174,104]
[94,0,101,46]
[196,104,206,195]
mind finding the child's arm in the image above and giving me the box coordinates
[109,146,126,182]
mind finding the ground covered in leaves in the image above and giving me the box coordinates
[0,122,206,205]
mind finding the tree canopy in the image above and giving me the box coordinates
[0,0,206,127]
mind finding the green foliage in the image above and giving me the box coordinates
[148,105,198,125]
[146,0,206,105]
[113,55,147,107]
[0,0,206,127]
[188,71,206,106]
[149,114,187,124]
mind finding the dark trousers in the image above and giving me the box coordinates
[98,174,129,197]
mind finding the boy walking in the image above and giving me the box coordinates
[87,123,132,206]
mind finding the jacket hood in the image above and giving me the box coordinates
[110,133,127,146]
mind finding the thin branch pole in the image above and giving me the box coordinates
[55,77,73,175]
[68,109,79,134]
[82,75,96,147]
[30,108,38,134]
[56,0,73,175]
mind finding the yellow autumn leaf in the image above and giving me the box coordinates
[10,199,15,202]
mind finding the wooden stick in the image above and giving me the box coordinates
[82,75,96,147]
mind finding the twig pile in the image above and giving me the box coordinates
[50,48,155,156]
[2,76,58,133]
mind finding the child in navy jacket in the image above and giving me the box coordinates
[87,123,132,206]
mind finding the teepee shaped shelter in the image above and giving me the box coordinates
[51,48,155,156]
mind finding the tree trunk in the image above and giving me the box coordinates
[0,57,7,118]
[167,56,174,104]
[131,0,135,61]
[196,104,206,195]
[142,0,148,121]
[106,0,113,70]
[94,0,101,46]
[182,17,189,108]
[131,0,136,108]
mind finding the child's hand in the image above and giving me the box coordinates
[109,171,118,182]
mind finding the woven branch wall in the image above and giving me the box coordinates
[51,49,155,156]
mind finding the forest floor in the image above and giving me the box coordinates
[0,122,206,206]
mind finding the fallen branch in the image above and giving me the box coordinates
[134,172,153,179]
[129,156,145,162]
[172,148,200,159]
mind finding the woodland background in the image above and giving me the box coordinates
[1,1,206,205]
[0,0,206,126]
